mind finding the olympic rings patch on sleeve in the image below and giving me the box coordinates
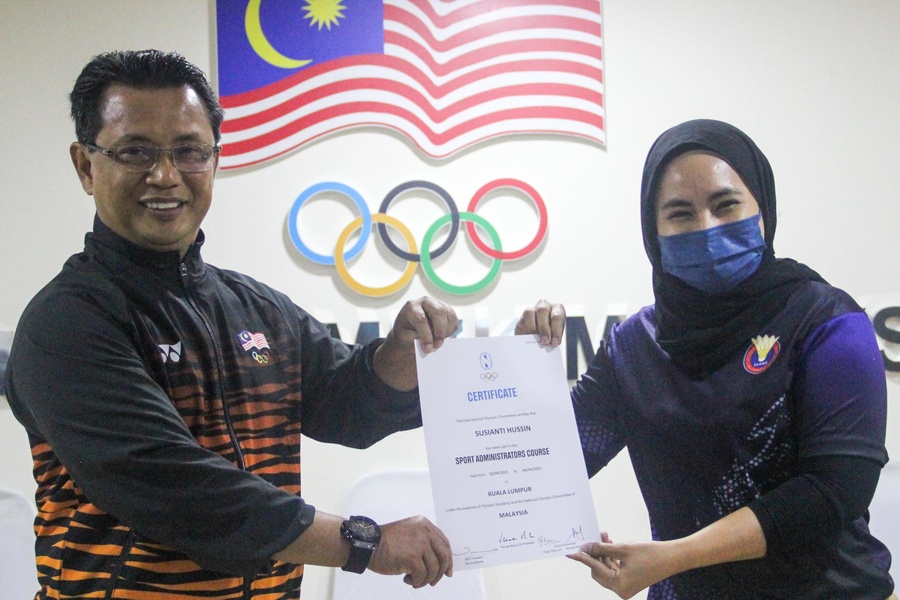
[287,179,548,296]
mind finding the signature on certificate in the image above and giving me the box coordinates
[539,525,586,548]
[453,546,498,557]
[495,525,585,548]
[499,530,535,544]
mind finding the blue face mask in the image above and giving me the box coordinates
[658,214,766,294]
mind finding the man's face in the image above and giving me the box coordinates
[70,84,218,257]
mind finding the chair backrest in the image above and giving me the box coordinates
[869,462,899,584]
[0,487,39,600]
[331,468,487,600]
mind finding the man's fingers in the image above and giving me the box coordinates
[421,551,442,587]
[398,297,459,353]
[401,560,424,588]
[420,297,458,349]
[397,299,432,350]
[430,532,454,582]
[373,515,453,587]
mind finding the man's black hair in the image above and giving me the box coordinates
[70,49,225,144]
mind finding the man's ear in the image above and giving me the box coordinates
[70,142,94,195]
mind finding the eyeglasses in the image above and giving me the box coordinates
[84,142,220,173]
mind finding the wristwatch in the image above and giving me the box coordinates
[340,515,381,573]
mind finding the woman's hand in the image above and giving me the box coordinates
[567,532,676,599]
[515,299,565,346]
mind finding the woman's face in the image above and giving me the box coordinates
[655,150,763,238]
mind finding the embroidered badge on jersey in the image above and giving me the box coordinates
[238,330,271,365]
[238,330,269,351]
[743,335,780,374]
[158,341,182,363]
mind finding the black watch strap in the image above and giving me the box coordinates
[342,540,376,574]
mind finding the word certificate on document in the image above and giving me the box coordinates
[415,335,600,570]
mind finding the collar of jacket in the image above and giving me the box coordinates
[84,213,207,285]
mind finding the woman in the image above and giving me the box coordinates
[521,119,893,598]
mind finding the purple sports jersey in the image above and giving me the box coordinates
[572,281,892,599]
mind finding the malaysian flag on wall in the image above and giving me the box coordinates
[215,0,604,170]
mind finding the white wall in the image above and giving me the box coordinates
[1,1,898,599]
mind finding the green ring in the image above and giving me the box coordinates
[420,212,503,295]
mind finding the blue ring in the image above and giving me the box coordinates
[288,182,372,266]
[377,180,459,262]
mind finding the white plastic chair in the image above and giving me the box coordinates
[331,469,487,600]
[0,487,39,600]
[869,462,900,583]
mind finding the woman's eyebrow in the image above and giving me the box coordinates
[707,186,742,202]
[658,198,692,211]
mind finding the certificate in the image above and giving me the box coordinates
[415,335,600,570]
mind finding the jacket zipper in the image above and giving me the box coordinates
[182,262,253,598]
[180,261,245,471]
[104,529,138,599]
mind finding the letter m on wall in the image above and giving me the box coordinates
[565,307,626,380]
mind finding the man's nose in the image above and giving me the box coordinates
[145,150,181,184]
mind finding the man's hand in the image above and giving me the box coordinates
[271,511,452,584]
[368,515,454,588]
[373,297,459,390]
[515,299,566,347]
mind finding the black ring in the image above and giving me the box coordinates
[377,180,460,262]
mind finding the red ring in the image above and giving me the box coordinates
[465,178,548,260]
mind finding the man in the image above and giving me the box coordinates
[5,49,455,599]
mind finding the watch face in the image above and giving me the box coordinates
[350,521,377,540]
[344,516,381,543]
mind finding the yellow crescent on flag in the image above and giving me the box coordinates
[245,0,312,69]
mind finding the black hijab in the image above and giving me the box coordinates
[640,119,825,377]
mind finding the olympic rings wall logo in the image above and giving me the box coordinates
[288,179,548,297]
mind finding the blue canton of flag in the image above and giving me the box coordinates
[216,0,384,96]
[238,330,270,352]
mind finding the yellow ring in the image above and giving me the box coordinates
[334,214,418,297]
